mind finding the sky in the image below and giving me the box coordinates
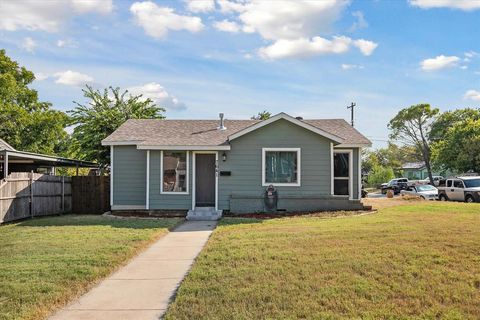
[1,0,480,148]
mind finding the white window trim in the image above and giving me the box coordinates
[160,150,190,195]
[333,149,353,200]
[192,151,219,211]
[262,148,301,187]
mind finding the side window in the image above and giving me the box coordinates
[446,180,452,187]
[453,180,464,188]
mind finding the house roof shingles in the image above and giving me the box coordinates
[102,118,371,147]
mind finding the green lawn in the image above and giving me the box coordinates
[166,202,480,319]
[0,215,180,320]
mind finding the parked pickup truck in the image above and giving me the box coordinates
[437,176,480,203]
[381,178,410,195]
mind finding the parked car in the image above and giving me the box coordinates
[419,176,444,186]
[400,184,438,200]
[381,178,410,195]
[437,176,480,203]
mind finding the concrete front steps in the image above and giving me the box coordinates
[186,207,222,221]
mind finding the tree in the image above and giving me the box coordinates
[68,85,165,166]
[251,110,271,120]
[432,119,480,173]
[388,104,439,185]
[0,49,68,154]
[430,108,480,141]
[367,164,395,187]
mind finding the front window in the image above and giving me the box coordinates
[263,148,300,186]
[334,152,351,196]
[162,151,188,193]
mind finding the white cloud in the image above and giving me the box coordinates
[34,72,49,81]
[259,36,377,60]
[130,1,204,39]
[420,55,460,71]
[239,0,349,40]
[341,64,364,70]
[71,0,113,14]
[56,39,77,48]
[127,82,186,110]
[460,65,468,70]
[184,0,215,13]
[353,39,378,56]
[54,70,94,87]
[464,90,480,101]
[409,0,480,11]
[349,11,368,31]
[214,0,377,60]
[21,37,36,52]
[214,19,241,33]
[465,51,478,58]
[217,0,247,13]
[0,0,112,32]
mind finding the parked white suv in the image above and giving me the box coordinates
[437,177,480,203]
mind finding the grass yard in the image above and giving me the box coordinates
[0,215,180,320]
[166,201,480,319]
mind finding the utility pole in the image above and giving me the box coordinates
[347,102,356,127]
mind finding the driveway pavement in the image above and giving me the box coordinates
[49,220,216,320]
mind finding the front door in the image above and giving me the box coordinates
[195,154,216,207]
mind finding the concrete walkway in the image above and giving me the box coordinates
[50,220,217,320]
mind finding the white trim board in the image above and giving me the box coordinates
[146,150,150,210]
[138,145,230,151]
[262,147,301,187]
[160,150,190,195]
[333,149,354,200]
[192,151,218,211]
[110,146,113,207]
[229,112,344,143]
[101,140,144,146]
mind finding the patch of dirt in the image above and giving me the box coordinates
[362,197,423,210]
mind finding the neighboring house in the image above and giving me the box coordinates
[402,162,429,180]
[0,138,97,178]
[102,112,371,215]
[401,162,452,180]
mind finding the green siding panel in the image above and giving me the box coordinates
[112,145,146,206]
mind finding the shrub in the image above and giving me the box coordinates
[367,165,395,187]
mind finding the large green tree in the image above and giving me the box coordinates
[388,104,439,184]
[0,49,68,154]
[430,108,480,141]
[68,85,165,166]
[432,118,480,173]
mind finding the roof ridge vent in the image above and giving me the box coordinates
[217,113,227,130]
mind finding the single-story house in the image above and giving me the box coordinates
[102,112,371,217]
[402,162,429,180]
[0,138,97,178]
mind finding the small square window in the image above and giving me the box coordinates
[262,148,300,186]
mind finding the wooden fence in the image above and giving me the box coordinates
[71,176,110,215]
[0,172,71,223]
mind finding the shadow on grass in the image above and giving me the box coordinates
[11,214,181,230]
[219,217,265,226]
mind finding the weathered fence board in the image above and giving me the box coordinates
[71,176,110,214]
[0,172,72,223]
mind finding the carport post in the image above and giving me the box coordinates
[3,152,8,179]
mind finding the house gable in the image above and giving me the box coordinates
[228,112,344,144]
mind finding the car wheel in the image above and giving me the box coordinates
[381,189,386,195]
[465,195,475,203]
[439,194,448,201]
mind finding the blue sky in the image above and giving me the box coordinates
[1,0,480,148]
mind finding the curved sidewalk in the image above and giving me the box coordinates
[50,220,216,320]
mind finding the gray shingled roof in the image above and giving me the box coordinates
[102,117,371,146]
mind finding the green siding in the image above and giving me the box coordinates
[218,119,335,210]
[112,145,146,206]
[149,150,192,210]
